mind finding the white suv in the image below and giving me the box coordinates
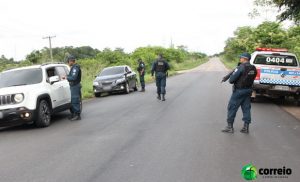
[0,63,71,127]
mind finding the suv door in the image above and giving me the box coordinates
[46,67,65,107]
[55,66,71,104]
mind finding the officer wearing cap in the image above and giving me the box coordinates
[66,55,82,121]
[137,58,146,92]
[151,54,170,101]
[222,53,257,133]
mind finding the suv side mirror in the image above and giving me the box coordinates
[49,76,60,84]
[125,71,132,75]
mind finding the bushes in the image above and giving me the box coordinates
[223,21,300,63]
[1,46,207,98]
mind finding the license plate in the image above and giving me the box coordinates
[274,85,290,91]
[103,86,111,91]
[0,112,3,119]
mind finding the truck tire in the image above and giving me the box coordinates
[277,96,285,105]
[35,100,51,128]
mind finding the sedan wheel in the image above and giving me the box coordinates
[125,82,130,94]
[133,80,138,91]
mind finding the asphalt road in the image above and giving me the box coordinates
[0,58,299,182]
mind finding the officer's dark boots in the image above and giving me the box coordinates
[157,94,161,100]
[240,123,249,133]
[70,114,81,121]
[162,94,166,101]
[141,87,145,92]
[68,113,74,120]
[222,122,234,133]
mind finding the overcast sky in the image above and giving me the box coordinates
[0,0,281,61]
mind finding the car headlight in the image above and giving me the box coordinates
[13,93,24,103]
[93,81,100,86]
[116,78,126,84]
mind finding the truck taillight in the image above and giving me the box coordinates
[255,68,261,80]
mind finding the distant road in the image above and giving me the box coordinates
[0,58,299,182]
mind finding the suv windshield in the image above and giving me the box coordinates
[0,68,43,88]
[254,54,298,67]
[100,67,124,76]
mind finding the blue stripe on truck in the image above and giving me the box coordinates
[261,69,300,76]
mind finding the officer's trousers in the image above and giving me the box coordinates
[155,72,167,95]
[70,84,82,115]
[227,88,252,124]
[139,74,145,89]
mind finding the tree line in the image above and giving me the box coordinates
[222,21,300,62]
[0,46,206,73]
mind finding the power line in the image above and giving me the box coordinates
[43,35,56,62]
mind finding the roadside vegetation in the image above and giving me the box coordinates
[0,46,207,99]
[220,21,300,69]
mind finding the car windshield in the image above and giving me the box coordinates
[0,68,43,88]
[100,67,124,76]
[254,54,298,67]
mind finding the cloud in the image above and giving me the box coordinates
[0,0,280,60]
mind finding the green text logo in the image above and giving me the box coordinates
[241,164,258,181]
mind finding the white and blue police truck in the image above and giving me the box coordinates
[250,48,300,105]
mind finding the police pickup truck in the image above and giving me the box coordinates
[251,48,300,105]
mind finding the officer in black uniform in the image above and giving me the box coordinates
[66,55,82,121]
[151,54,170,101]
[222,53,257,133]
[137,58,146,92]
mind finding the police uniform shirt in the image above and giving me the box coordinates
[138,62,145,74]
[67,64,81,85]
[151,59,170,76]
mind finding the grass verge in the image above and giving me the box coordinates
[219,56,238,70]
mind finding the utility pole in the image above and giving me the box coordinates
[43,35,56,62]
[170,37,174,48]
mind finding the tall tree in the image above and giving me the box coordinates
[252,0,300,23]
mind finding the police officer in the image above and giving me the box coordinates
[151,54,170,101]
[137,58,146,92]
[66,55,82,121]
[222,53,257,133]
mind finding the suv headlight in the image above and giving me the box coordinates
[116,78,126,84]
[13,93,24,103]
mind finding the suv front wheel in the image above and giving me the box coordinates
[35,100,51,128]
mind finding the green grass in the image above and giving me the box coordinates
[220,56,238,69]
[172,58,209,71]
[78,59,107,99]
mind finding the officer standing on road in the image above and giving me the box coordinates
[222,53,257,133]
[137,58,146,92]
[66,55,82,121]
[151,54,170,101]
